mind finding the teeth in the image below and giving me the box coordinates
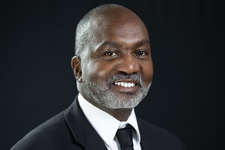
[115,82,135,88]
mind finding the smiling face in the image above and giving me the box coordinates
[72,6,153,111]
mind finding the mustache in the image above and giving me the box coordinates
[106,73,144,87]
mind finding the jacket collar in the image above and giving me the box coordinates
[64,96,108,150]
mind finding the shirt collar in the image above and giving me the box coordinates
[78,93,141,147]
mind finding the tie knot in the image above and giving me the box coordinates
[116,124,134,150]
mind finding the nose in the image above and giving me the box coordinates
[116,54,140,74]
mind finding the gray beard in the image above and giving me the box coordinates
[82,74,151,109]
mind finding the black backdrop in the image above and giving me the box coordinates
[1,0,224,149]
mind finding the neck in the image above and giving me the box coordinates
[87,98,132,121]
[103,108,132,121]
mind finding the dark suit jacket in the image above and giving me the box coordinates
[11,97,186,150]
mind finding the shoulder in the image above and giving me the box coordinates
[11,111,82,150]
[138,118,179,139]
[138,118,187,150]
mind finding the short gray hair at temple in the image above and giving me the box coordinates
[74,4,124,57]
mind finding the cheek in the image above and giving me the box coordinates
[85,61,113,83]
[142,61,154,83]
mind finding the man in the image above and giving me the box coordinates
[11,4,186,150]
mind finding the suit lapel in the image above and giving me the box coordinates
[138,118,152,150]
[64,96,107,150]
[85,131,108,150]
[140,133,152,150]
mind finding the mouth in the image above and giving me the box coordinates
[112,80,139,93]
[114,82,136,87]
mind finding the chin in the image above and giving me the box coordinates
[93,90,145,109]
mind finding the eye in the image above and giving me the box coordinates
[104,51,117,56]
[136,50,148,56]
[105,51,114,56]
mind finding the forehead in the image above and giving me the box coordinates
[104,21,149,43]
[93,10,149,47]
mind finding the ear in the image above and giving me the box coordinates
[71,56,82,83]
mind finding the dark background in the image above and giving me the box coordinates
[1,0,224,149]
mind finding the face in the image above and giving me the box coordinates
[74,10,153,110]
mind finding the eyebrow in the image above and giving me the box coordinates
[101,41,121,47]
[136,40,150,47]
[100,40,150,48]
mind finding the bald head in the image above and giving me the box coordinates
[74,4,148,58]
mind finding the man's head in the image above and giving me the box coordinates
[71,4,153,112]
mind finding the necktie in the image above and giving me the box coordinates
[116,125,134,150]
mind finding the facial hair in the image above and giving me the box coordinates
[82,73,151,109]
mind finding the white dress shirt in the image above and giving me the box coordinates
[78,93,142,150]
